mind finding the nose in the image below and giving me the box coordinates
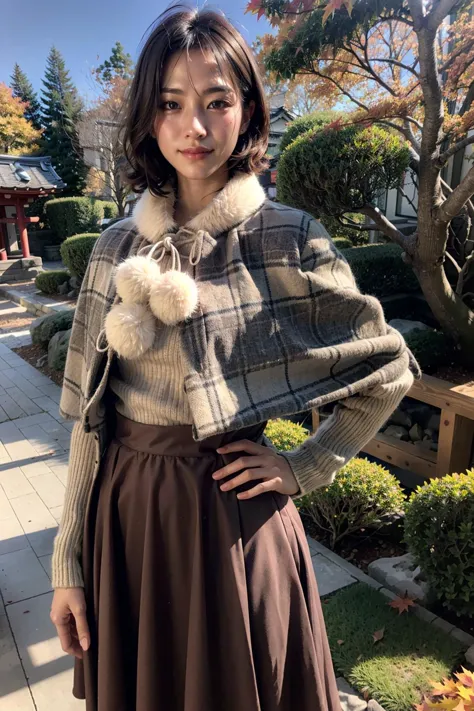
[184,106,207,137]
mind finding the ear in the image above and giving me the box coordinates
[239,99,256,135]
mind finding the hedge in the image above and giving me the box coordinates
[342,243,420,298]
[35,270,70,295]
[60,233,100,281]
[45,197,104,240]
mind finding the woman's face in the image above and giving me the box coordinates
[153,48,255,181]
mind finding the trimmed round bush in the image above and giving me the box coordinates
[404,328,456,373]
[35,270,70,295]
[333,237,353,250]
[60,233,100,281]
[30,309,75,350]
[297,458,407,549]
[277,124,410,218]
[279,110,340,155]
[45,197,103,240]
[263,417,310,451]
[404,470,474,617]
[101,201,119,219]
[343,243,420,297]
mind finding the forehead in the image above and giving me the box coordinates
[161,48,239,93]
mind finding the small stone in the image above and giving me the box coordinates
[409,423,424,442]
[465,645,474,666]
[35,353,48,367]
[67,289,76,298]
[337,677,368,711]
[384,425,409,441]
[389,408,412,428]
[368,553,432,602]
[58,281,69,295]
[368,700,387,711]
[426,412,441,430]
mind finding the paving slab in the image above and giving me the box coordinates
[337,677,368,711]
[312,553,357,596]
[0,613,36,710]
[7,593,84,711]
[0,548,51,604]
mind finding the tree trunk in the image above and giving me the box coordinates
[412,261,474,356]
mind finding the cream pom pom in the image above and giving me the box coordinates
[104,302,156,358]
[148,270,199,325]
[115,256,161,303]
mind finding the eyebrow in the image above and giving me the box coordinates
[160,85,234,96]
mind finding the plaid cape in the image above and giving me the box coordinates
[59,178,419,444]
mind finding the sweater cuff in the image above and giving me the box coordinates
[51,553,84,588]
[279,441,345,498]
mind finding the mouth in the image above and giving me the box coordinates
[180,148,213,155]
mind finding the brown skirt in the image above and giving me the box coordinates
[73,411,341,711]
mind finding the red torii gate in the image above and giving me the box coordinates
[0,155,66,260]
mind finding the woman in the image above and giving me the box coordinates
[50,5,418,710]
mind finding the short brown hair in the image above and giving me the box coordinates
[120,3,270,197]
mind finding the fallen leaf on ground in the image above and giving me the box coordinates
[337,639,344,645]
[388,592,418,614]
[373,627,385,643]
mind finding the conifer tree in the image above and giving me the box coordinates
[10,64,42,131]
[40,46,87,195]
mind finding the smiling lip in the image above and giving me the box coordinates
[181,148,213,155]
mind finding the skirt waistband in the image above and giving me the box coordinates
[113,411,269,458]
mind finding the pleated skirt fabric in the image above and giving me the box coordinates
[73,411,341,711]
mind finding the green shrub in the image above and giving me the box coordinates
[35,270,70,295]
[45,197,103,240]
[60,233,100,281]
[30,309,75,349]
[404,328,456,373]
[277,124,410,218]
[100,201,119,219]
[333,237,353,250]
[404,470,474,617]
[321,213,370,246]
[279,110,341,155]
[263,417,310,451]
[297,458,406,549]
[343,243,420,297]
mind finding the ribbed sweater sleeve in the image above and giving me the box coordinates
[280,368,414,498]
[51,422,97,588]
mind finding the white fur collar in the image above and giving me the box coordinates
[131,171,266,244]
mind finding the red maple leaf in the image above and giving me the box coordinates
[388,593,418,615]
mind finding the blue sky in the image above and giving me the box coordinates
[2,0,274,104]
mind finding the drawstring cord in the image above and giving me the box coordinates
[95,228,209,354]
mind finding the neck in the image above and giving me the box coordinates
[174,165,229,226]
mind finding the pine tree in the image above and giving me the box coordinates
[10,64,43,132]
[40,46,88,195]
[94,41,134,85]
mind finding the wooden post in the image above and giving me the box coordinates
[312,408,320,434]
[437,410,474,476]
[0,206,8,261]
[15,200,30,258]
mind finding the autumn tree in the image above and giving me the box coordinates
[248,0,474,351]
[79,75,131,215]
[40,46,88,196]
[10,64,42,131]
[0,83,42,154]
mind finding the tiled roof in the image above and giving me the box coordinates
[0,155,66,192]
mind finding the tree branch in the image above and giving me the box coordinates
[336,216,374,232]
[427,0,461,31]
[438,164,474,224]
[370,57,420,78]
[437,133,474,167]
[359,204,413,251]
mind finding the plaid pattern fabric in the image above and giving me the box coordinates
[59,196,419,442]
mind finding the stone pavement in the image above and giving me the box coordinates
[0,296,364,709]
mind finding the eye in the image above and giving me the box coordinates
[161,101,179,111]
[209,100,231,109]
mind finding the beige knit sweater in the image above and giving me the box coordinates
[52,331,413,589]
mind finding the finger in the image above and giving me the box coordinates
[237,477,282,500]
[219,466,276,492]
[216,439,266,456]
[213,455,270,481]
[53,616,83,658]
[71,602,90,652]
